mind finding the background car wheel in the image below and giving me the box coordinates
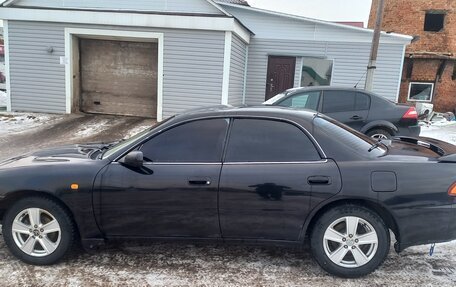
[2,197,75,265]
[366,129,392,140]
[310,204,390,278]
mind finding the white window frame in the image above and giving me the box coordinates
[407,82,434,102]
[64,28,164,121]
[299,57,334,87]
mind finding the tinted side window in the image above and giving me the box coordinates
[140,119,229,162]
[322,91,356,113]
[278,91,320,110]
[225,119,320,162]
[355,93,371,111]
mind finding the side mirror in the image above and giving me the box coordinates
[121,151,143,168]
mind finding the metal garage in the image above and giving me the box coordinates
[78,38,158,118]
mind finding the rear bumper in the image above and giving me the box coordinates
[397,125,421,137]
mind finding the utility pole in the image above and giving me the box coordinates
[365,0,385,91]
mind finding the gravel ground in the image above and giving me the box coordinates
[1,113,456,286]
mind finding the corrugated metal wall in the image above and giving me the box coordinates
[244,38,405,105]
[7,21,225,117]
[12,0,223,14]
[228,34,247,106]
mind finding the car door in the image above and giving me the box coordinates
[98,118,229,238]
[276,91,321,111]
[321,90,370,131]
[219,118,341,241]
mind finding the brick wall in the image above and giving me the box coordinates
[369,0,456,54]
[369,0,456,112]
[399,59,456,112]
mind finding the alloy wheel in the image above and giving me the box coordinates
[323,216,378,268]
[11,208,61,257]
[370,133,389,140]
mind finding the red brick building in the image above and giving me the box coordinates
[369,0,456,113]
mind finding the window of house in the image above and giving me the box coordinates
[140,118,229,163]
[225,119,320,162]
[300,57,333,87]
[424,12,445,32]
[408,82,434,102]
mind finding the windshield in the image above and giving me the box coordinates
[263,92,286,105]
[313,115,387,159]
[102,116,175,159]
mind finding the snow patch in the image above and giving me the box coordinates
[73,118,112,138]
[0,91,6,107]
[124,125,150,138]
[420,122,456,145]
[0,112,64,134]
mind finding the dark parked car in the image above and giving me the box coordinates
[0,106,455,278]
[264,87,420,139]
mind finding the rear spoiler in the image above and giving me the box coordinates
[394,136,456,162]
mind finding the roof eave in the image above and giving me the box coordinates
[2,0,233,17]
[2,0,18,7]
[217,1,413,44]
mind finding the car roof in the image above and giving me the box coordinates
[284,86,374,95]
[171,105,318,127]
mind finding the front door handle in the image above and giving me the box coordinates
[308,176,331,185]
[350,115,362,120]
[188,177,211,185]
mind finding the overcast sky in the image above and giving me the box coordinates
[247,0,373,27]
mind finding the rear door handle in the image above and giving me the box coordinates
[188,177,211,185]
[350,115,362,120]
[308,176,331,185]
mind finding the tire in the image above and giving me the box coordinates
[366,128,392,140]
[2,197,75,265]
[310,204,390,278]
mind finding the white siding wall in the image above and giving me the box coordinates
[12,0,224,14]
[228,34,247,106]
[327,42,405,100]
[245,38,326,105]
[222,4,409,105]
[7,21,225,117]
[221,4,408,44]
[8,22,66,112]
[244,38,405,105]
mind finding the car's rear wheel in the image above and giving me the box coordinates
[2,197,75,265]
[310,204,390,278]
[366,128,392,140]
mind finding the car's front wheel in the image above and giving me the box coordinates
[2,197,75,265]
[310,204,390,278]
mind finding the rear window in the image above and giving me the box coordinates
[276,91,320,110]
[313,116,386,159]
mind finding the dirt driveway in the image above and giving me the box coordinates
[1,113,456,286]
[0,113,155,161]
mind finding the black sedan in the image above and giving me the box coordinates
[264,86,421,139]
[0,106,455,278]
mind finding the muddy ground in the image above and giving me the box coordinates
[0,113,456,286]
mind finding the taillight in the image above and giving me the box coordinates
[402,107,418,120]
[448,182,456,197]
